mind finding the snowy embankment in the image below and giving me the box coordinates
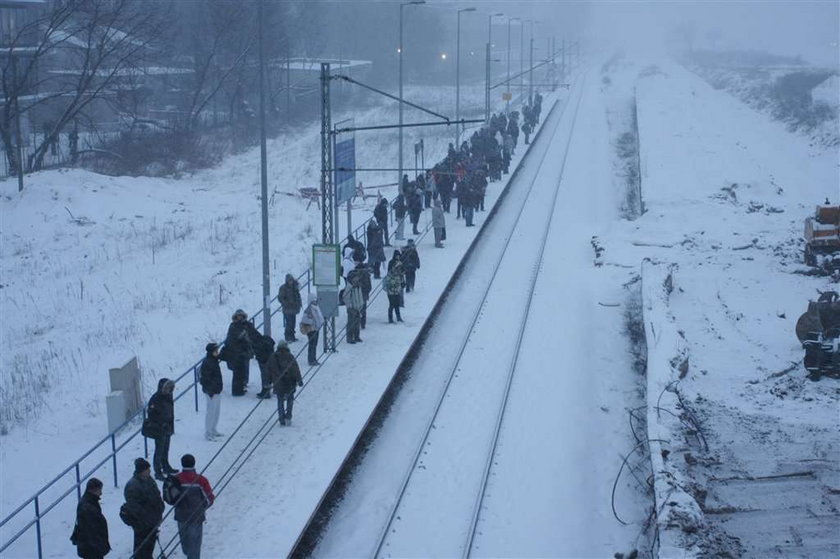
[598,57,839,556]
[642,262,703,557]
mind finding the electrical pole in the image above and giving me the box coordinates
[399,1,425,196]
[456,7,476,147]
[320,63,336,352]
[257,0,271,336]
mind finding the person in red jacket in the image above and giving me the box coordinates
[173,454,215,559]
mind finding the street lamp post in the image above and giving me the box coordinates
[506,17,520,113]
[486,12,503,120]
[455,7,476,147]
[399,0,425,192]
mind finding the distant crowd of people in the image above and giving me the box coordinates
[69,95,545,559]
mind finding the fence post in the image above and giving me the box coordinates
[193,366,199,412]
[75,463,81,501]
[111,434,118,488]
[34,497,42,559]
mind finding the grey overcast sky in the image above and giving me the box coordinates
[436,1,839,66]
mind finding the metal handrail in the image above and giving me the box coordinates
[0,193,402,557]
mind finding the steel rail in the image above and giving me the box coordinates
[371,86,577,559]
[463,76,587,558]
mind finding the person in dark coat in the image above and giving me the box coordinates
[71,478,110,559]
[401,239,420,292]
[354,259,372,329]
[145,378,176,480]
[199,343,223,441]
[223,309,254,396]
[408,186,423,235]
[277,273,302,343]
[393,193,407,241]
[252,333,275,400]
[268,341,303,425]
[123,458,164,559]
[366,219,386,279]
[374,197,390,246]
[173,454,214,559]
[345,266,365,343]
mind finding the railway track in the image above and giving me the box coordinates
[297,76,587,558]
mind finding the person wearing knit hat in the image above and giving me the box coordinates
[123,457,164,559]
[173,454,215,559]
[224,308,255,396]
[199,343,224,441]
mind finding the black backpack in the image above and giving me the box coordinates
[162,475,183,506]
[119,503,137,527]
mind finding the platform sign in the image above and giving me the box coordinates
[334,118,356,206]
[312,244,340,287]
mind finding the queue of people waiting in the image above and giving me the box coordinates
[67,97,545,559]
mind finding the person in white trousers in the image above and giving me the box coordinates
[199,343,224,440]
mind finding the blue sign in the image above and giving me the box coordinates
[334,135,356,206]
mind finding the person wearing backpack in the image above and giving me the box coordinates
[123,458,164,559]
[71,478,110,559]
[171,454,214,559]
[268,340,304,425]
[199,344,223,441]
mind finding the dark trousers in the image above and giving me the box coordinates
[456,197,462,218]
[387,295,402,322]
[371,260,381,279]
[378,217,390,245]
[405,269,416,292]
[464,206,475,226]
[153,434,171,475]
[307,330,319,365]
[442,193,452,212]
[347,308,361,342]
[132,527,157,559]
[424,192,432,208]
[283,313,297,342]
[258,360,271,392]
[178,521,203,559]
[410,216,420,235]
[361,300,368,328]
[277,390,295,420]
[231,359,249,395]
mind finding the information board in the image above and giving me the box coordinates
[312,244,340,287]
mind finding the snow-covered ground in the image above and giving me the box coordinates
[600,57,839,556]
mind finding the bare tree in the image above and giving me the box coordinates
[0,0,161,176]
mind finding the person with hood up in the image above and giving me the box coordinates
[299,294,325,366]
[268,340,303,425]
[199,343,223,441]
[401,239,421,292]
[223,309,254,396]
[432,199,446,248]
[123,458,164,559]
[144,378,176,480]
[173,454,214,559]
[277,273,302,343]
[71,478,110,559]
[374,197,391,246]
[366,219,386,279]
[384,251,405,323]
